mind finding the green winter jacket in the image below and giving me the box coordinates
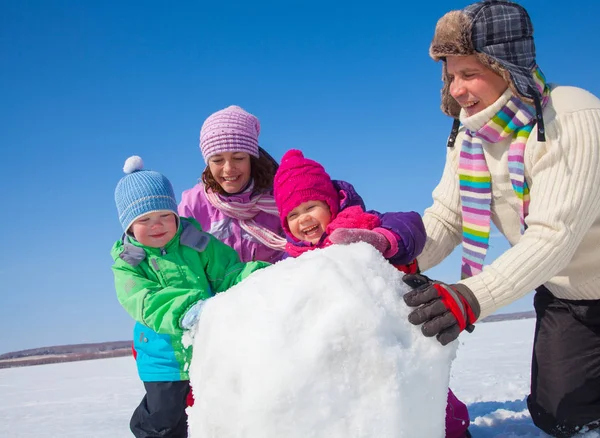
[111,217,269,380]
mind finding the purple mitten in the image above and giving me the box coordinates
[329,228,390,254]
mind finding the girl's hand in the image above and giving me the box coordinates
[329,228,390,254]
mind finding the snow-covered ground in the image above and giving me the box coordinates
[0,319,597,437]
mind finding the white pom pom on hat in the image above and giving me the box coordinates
[123,156,144,174]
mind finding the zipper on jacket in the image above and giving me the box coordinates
[150,248,166,272]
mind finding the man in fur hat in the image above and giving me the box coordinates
[401,1,600,436]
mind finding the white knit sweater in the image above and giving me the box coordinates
[418,85,600,319]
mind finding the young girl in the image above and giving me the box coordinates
[273,149,471,438]
[274,149,425,268]
[178,105,286,264]
[112,156,269,438]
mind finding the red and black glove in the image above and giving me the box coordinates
[402,274,481,346]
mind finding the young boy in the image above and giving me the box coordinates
[112,155,269,438]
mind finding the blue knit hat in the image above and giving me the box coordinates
[114,156,178,232]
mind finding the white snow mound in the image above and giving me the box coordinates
[187,242,457,438]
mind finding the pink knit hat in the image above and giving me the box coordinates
[199,105,261,163]
[273,149,340,235]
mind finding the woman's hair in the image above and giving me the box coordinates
[202,147,279,196]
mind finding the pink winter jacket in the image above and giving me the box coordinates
[178,183,285,264]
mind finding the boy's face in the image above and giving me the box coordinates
[130,211,178,248]
[208,151,252,194]
[286,200,332,245]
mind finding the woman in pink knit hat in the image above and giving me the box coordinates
[178,106,286,410]
[179,105,286,265]
[273,148,471,438]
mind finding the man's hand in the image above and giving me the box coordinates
[402,274,480,345]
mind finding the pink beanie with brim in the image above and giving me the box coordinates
[200,105,261,163]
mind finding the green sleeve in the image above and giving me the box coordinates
[201,235,270,293]
[112,259,212,335]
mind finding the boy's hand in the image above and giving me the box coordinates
[329,228,390,254]
[402,274,480,345]
[181,300,208,330]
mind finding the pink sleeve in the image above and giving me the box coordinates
[178,185,202,218]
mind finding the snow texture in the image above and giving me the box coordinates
[186,243,457,438]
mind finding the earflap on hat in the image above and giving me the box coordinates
[430,9,479,119]
[439,63,464,119]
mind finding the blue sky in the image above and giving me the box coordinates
[2,0,599,354]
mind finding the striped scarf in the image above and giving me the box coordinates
[204,182,287,251]
[459,68,548,279]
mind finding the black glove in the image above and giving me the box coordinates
[402,274,481,345]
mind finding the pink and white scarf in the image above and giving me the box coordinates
[204,182,287,251]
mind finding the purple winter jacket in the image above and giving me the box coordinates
[178,183,285,264]
[285,180,426,266]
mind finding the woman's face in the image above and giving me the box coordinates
[208,152,252,194]
[446,55,509,117]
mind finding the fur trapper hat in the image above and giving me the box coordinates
[430,0,540,120]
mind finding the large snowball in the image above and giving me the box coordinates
[187,243,456,437]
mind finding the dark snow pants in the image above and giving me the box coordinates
[527,287,600,437]
[130,381,191,438]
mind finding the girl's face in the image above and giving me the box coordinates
[130,211,178,248]
[446,55,508,117]
[208,152,252,194]
[286,200,332,245]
